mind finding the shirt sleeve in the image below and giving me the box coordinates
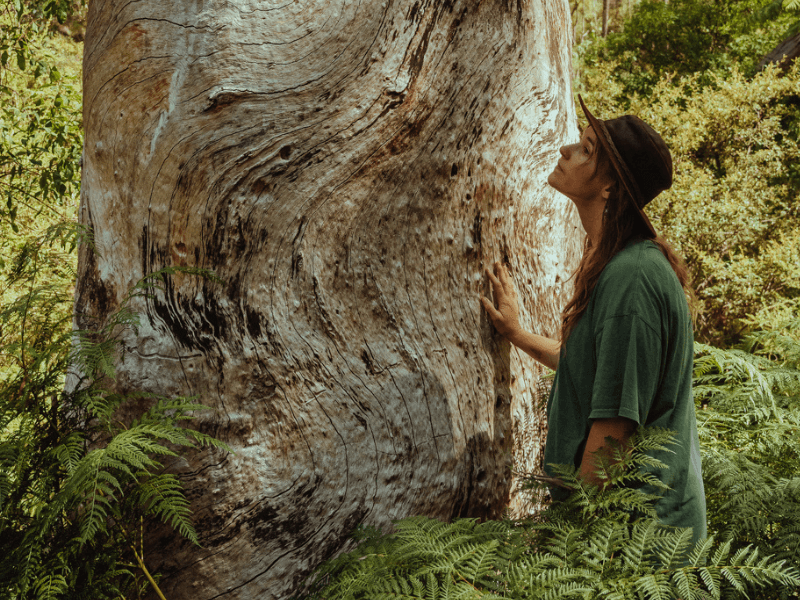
[589,313,662,425]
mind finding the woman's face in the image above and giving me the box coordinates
[548,126,613,207]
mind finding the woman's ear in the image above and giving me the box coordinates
[601,181,613,200]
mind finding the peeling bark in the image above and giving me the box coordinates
[77,0,581,597]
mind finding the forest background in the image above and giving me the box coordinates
[1,0,799,598]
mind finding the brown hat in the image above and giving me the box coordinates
[578,94,672,238]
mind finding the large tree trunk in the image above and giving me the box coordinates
[77,0,581,597]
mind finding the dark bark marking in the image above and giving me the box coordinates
[472,211,482,248]
[456,454,474,518]
[203,90,256,113]
[291,252,304,279]
[408,0,421,21]
[76,228,117,326]
[360,348,374,374]
[408,6,437,83]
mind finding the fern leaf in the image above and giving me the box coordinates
[134,473,198,544]
[621,520,658,571]
[697,567,720,598]
[634,572,672,599]
[32,573,68,600]
[653,527,694,569]
[685,535,716,568]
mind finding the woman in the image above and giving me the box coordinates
[480,96,706,544]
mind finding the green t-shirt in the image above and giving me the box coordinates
[544,239,707,544]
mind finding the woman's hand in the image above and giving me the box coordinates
[481,261,561,369]
[480,261,522,343]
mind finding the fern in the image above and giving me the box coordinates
[300,417,800,600]
[693,319,800,599]
[1,253,230,599]
[784,0,800,12]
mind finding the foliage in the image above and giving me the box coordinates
[579,60,800,346]
[299,426,800,599]
[0,0,84,376]
[299,323,800,599]
[0,0,83,235]
[694,319,800,581]
[575,0,799,100]
[0,224,230,600]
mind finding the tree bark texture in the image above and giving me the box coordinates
[77,0,581,597]
[757,31,800,73]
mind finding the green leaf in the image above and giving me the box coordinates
[16,49,24,71]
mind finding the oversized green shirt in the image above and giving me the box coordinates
[544,239,707,544]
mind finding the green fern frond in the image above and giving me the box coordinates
[133,473,197,544]
[0,442,18,512]
[32,572,68,600]
[633,572,673,599]
[654,527,695,570]
[621,520,659,571]
[697,566,721,597]
[55,431,86,473]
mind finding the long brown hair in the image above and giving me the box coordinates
[559,144,690,343]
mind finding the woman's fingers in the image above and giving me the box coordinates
[485,265,502,290]
[498,262,509,285]
[480,295,494,315]
[497,263,516,298]
[480,296,502,322]
[486,263,509,300]
[481,263,522,341]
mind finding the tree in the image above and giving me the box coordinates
[76,0,582,597]
[758,30,800,71]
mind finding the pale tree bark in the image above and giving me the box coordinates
[77,0,581,598]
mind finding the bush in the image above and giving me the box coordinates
[578,0,798,100]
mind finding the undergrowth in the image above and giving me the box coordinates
[0,223,229,600]
[299,320,800,600]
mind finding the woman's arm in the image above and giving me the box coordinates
[579,417,637,487]
[480,262,561,371]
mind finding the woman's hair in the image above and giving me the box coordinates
[559,141,690,343]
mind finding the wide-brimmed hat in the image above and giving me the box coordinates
[578,94,672,238]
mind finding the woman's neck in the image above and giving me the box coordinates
[575,199,605,246]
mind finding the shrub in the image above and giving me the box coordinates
[578,0,798,100]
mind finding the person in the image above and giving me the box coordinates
[480,95,707,545]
